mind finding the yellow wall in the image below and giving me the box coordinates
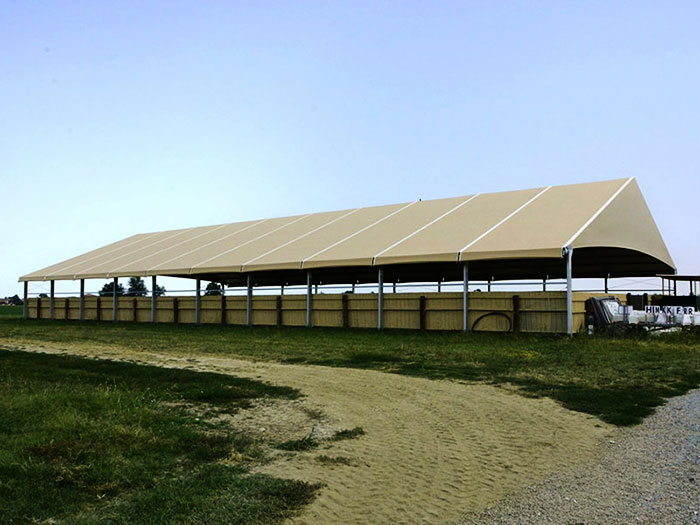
[25,291,630,333]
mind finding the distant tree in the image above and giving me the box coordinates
[204,282,223,296]
[126,277,148,297]
[99,282,125,297]
[154,285,166,297]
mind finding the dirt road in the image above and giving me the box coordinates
[7,342,612,524]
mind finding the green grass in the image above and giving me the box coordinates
[0,349,318,524]
[0,305,22,317]
[1,319,700,426]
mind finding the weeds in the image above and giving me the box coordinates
[276,432,319,451]
[330,427,366,441]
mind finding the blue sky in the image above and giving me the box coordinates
[2,1,699,297]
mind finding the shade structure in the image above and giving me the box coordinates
[20,178,675,286]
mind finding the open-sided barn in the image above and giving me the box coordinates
[20,178,674,334]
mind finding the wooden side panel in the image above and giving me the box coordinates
[225,296,247,325]
[281,296,306,327]
[312,295,343,327]
[347,295,378,328]
[252,297,277,326]
[24,291,629,333]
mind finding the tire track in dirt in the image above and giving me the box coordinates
[8,343,612,524]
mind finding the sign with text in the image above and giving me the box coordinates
[645,305,696,315]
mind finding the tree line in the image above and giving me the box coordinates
[99,277,166,297]
[99,278,225,297]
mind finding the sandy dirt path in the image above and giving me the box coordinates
[5,342,612,524]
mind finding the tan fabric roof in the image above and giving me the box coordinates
[20,178,675,282]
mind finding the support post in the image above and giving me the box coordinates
[377,267,384,330]
[392,281,396,294]
[437,281,441,293]
[342,294,349,328]
[246,275,252,327]
[112,277,118,322]
[195,279,201,325]
[566,247,573,336]
[221,294,227,325]
[604,275,609,294]
[281,284,285,296]
[306,271,312,328]
[23,281,28,319]
[50,280,55,320]
[512,295,521,333]
[542,277,547,292]
[463,262,469,332]
[351,282,356,293]
[673,279,677,297]
[79,279,85,321]
[65,298,70,320]
[151,276,157,323]
[487,279,491,293]
[276,295,282,327]
[419,295,426,330]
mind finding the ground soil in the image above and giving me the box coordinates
[4,341,612,524]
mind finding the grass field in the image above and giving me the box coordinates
[0,305,22,317]
[2,318,699,426]
[0,349,318,524]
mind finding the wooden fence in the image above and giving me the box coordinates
[25,291,628,333]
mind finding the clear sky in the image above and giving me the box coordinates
[2,1,699,297]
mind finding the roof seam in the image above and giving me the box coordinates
[562,177,634,249]
[108,223,229,275]
[371,194,481,265]
[300,201,417,269]
[457,186,552,260]
[145,219,268,274]
[189,214,312,272]
[41,233,152,279]
[240,208,361,270]
[80,228,197,279]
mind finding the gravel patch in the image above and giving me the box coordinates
[457,389,700,524]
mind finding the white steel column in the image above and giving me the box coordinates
[566,247,573,336]
[246,275,253,326]
[195,278,201,325]
[23,281,28,319]
[306,271,313,328]
[112,277,118,321]
[463,262,469,332]
[50,280,55,319]
[377,268,384,330]
[79,279,85,321]
[151,276,157,323]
